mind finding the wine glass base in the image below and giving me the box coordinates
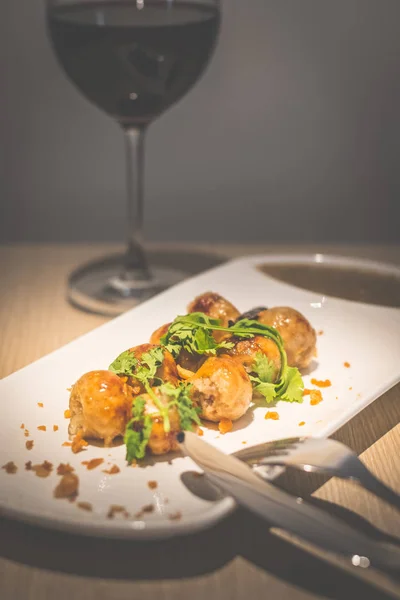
[67,253,187,317]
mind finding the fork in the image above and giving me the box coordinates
[233,437,400,510]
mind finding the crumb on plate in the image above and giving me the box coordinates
[54,473,79,499]
[135,504,154,518]
[168,511,182,521]
[107,505,129,519]
[71,432,88,454]
[77,501,92,512]
[25,440,34,450]
[2,461,17,474]
[298,421,306,427]
[81,458,104,470]
[37,402,44,408]
[148,480,158,490]
[57,463,75,475]
[53,425,59,432]
[37,425,46,432]
[310,390,323,405]
[265,411,279,420]
[218,418,233,434]
[31,461,53,478]
[103,465,120,475]
[310,378,331,388]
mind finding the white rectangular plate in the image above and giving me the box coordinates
[1,254,399,539]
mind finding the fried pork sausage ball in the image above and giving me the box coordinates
[69,370,132,446]
[189,356,252,422]
[149,323,171,345]
[140,390,182,455]
[125,344,179,393]
[188,292,240,341]
[257,307,316,369]
[224,334,282,382]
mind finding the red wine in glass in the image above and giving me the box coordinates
[48,1,220,128]
[46,0,221,315]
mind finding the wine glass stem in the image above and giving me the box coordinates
[123,127,151,281]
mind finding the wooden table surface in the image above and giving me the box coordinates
[1,243,399,600]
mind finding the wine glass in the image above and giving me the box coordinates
[46,0,221,316]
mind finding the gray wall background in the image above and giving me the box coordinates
[2,0,400,244]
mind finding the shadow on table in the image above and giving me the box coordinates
[1,386,399,599]
[1,509,398,600]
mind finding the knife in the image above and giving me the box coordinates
[178,431,400,574]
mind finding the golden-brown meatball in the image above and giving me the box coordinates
[124,344,179,393]
[69,370,132,446]
[189,356,252,422]
[224,335,282,381]
[257,307,316,369]
[188,292,240,341]
[141,390,182,455]
[149,323,171,345]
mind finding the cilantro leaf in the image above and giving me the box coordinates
[249,378,277,403]
[159,381,201,431]
[277,366,304,403]
[252,352,276,383]
[124,396,153,462]
[160,313,234,358]
[110,346,165,384]
[134,347,165,384]
[109,350,138,377]
[249,352,278,403]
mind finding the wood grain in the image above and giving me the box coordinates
[0,243,399,600]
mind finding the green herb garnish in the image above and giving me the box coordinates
[109,346,171,431]
[124,396,153,462]
[123,382,201,462]
[249,352,278,403]
[159,381,201,431]
[160,313,304,404]
[160,313,234,357]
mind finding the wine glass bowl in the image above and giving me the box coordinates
[46,0,221,315]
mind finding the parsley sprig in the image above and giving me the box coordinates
[249,352,304,403]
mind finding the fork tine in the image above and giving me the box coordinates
[233,437,303,462]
